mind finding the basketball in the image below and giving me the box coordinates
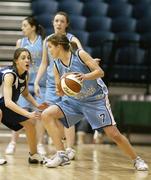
[61,73,83,96]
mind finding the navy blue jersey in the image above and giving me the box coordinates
[0,67,27,104]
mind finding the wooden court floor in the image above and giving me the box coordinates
[0,143,150,180]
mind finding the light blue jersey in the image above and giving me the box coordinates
[20,35,46,87]
[18,35,46,108]
[55,49,108,102]
[45,33,74,104]
[54,49,116,130]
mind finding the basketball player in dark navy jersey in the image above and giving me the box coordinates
[0,48,46,165]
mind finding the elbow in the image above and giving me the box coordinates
[4,100,12,108]
[100,69,104,78]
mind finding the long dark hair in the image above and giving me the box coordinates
[47,34,78,53]
[13,48,32,68]
[24,16,46,40]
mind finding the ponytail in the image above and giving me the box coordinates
[69,41,78,54]
[37,24,46,40]
[24,16,46,40]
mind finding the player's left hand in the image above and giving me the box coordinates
[74,72,85,82]
[93,58,101,65]
[37,102,49,111]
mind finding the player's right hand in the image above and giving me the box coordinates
[34,83,41,98]
[27,111,41,120]
[56,81,65,96]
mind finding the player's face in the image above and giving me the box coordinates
[53,14,69,34]
[16,51,31,74]
[48,42,60,59]
[21,20,35,37]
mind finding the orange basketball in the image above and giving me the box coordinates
[61,73,82,96]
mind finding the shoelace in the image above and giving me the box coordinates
[134,158,145,167]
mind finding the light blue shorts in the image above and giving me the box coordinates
[57,96,116,130]
[45,86,61,105]
[18,86,46,110]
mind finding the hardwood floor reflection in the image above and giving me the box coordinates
[0,143,150,180]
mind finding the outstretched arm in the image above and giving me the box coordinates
[3,73,33,118]
[34,39,48,97]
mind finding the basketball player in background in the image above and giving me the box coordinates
[34,11,102,159]
[35,11,85,160]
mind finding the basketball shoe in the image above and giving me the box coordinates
[5,142,16,155]
[37,143,46,155]
[66,147,76,160]
[28,153,44,164]
[45,151,70,168]
[134,156,149,171]
[0,157,7,165]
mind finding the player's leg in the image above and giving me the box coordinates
[42,105,65,151]
[104,96,148,171]
[20,120,43,164]
[41,105,71,167]
[104,125,148,170]
[5,130,20,155]
[104,125,137,158]
[0,109,7,165]
[35,87,47,155]
[64,126,76,160]
[36,119,46,155]
[5,95,29,155]
[84,96,148,171]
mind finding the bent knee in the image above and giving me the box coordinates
[41,108,53,122]
[41,105,62,122]
[0,110,2,122]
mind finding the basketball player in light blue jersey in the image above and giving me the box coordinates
[41,34,149,171]
[34,12,84,160]
[5,17,47,156]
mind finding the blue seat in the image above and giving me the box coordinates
[140,33,151,48]
[36,13,54,29]
[70,15,87,31]
[115,32,144,65]
[107,3,132,18]
[136,17,151,34]
[84,46,93,55]
[82,2,108,17]
[58,1,83,15]
[111,17,136,33]
[132,3,151,19]
[140,34,151,84]
[86,16,112,32]
[81,0,104,2]
[111,32,146,83]
[129,0,151,4]
[70,30,89,46]
[105,0,128,3]
[88,31,115,47]
[32,0,58,15]
[88,31,115,64]
[56,0,79,1]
